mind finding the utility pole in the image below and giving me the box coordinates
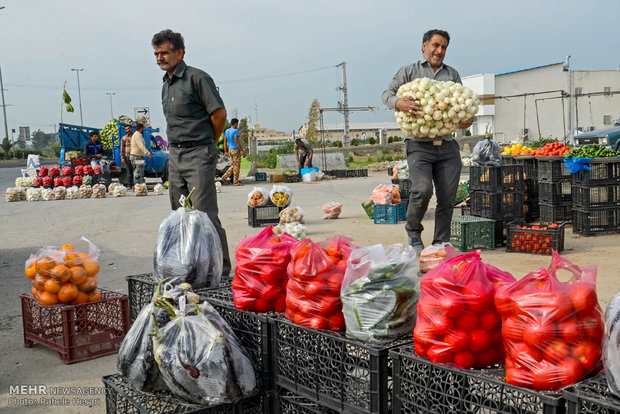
[563,56,572,142]
[337,62,350,147]
[106,92,115,119]
[0,64,9,142]
[71,68,84,125]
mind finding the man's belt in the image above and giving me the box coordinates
[169,140,211,149]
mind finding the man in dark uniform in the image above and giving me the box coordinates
[152,29,231,277]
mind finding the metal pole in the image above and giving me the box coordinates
[106,92,115,119]
[71,68,84,125]
[337,62,350,147]
[0,64,9,142]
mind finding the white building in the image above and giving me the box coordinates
[463,63,620,143]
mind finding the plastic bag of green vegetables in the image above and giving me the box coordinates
[341,244,420,344]
[151,298,259,405]
[117,279,200,393]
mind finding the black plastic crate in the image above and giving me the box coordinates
[249,205,283,227]
[391,178,412,199]
[126,273,231,324]
[573,207,620,236]
[470,190,524,221]
[272,316,410,414]
[512,155,539,182]
[390,345,566,414]
[346,169,368,178]
[469,165,524,192]
[571,158,620,186]
[524,199,541,223]
[323,169,347,178]
[564,373,620,414]
[524,178,540,199]
[572,184,620,209]
[540,202,572,224]
[255,172,267,182]
[277,390,339,414]
[506,222,565,254]
[537,156,571,182]
[102,373,265,414]
[539,180,573,204]
[284,173,302,183]
[461,204,471,216]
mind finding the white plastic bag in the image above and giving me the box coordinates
[279,206,305,224]
[270,185,292,207]
[322,202,343,219]
[604,289,620,396]
[341,244,420,343]
[247,187,270,207]
[418,242,456,274]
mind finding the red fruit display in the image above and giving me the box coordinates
[83,165,94,175]
[495,251,603,391]
[232,226,297,313]
[33,176,43,187]
[53,176,63,187]
[61,166,73,176]
[38,166,48,177]
[285,236,357,331]
[74,165,84,175]
[49,166,60,177]
[41,176,53,187]
[93,165,102,175]
[414,250,515,369]
[72,175,82,186]
[62,176,72,186]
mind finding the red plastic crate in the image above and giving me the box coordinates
[21,290,130,363]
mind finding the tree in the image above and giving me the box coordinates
[1,138,14,159]
[305,99,321,144]
[238,117,250,151]
[31,129,56,152]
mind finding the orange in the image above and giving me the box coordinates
[82,259,99,277]
[77,277,97,293]
[68,266,86,285]
[70,291,89,306]
[39,291,58,306]
[25,265,37,279]
[35,256,56,275]
[50,264,70,283]
[32,287,39,298]
[87,289,101,303]
[64,253,82,267]
[60,244,74,251]
[44,279,61,294]
[57,283,78,303]
[33,275,48,291]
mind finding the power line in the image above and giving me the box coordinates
[219,64,338,85]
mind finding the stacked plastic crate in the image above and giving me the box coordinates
[468,164,524,246]
[511,155,539,222]
[572,158,620,236]
[537,156,572,224]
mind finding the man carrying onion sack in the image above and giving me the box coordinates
[152,29,231,277]
[382,29,476,253]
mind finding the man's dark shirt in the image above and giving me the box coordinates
[161,61,225,145]
[84,140,103,160]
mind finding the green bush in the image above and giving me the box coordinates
[464,130,472,136]
[351,139,359,146]
[347,154,354,164]
[337,141,343,148]
[368,137,376,145]
[387,136,394,144]
[274,141,294,154]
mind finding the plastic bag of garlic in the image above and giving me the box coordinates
[395,77,479,138]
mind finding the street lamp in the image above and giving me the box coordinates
[106,92,115,119]
[71,68,84,125]
[0,6,8,142]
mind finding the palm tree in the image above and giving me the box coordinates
[1,138,14,159]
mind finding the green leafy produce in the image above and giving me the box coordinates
[99,119,119,150]
[564,144,620,158]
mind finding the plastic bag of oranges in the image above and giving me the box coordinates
[25,237,101,306]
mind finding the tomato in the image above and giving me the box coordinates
[233,291,256,311]
[572,340,601,372]
[293,260,310,278]
[285,307,294,320]
[308,316,328,330]
[244,275,265,296]
[556,357,584,387]
[327,312,345,331]
[305,278,326,297]
[254,298,271,313]
[417,295,440,318]
[468,329,491,352]
[488,329,503,346]
[272,249,290,267]
[453,260,473,281]
[455,311,479,331]
[293,312,308,326]
[430,313,453,336]
[475,347,497,367]
[443,329,470,354]
[494,288,515,316]
[453,351,476,369]
[506,367,532,388]
[426,345,453,364]
[439,293,465,318]
[569,283,598,315]
[326,272,344,296]
[294,245,310,261]
[531,363,560,390]
[316,295,340,315]
[324,243,341,258]
[414,341,428,358]
[510,342,543,368]
[274,294,286,313]
[558,319,582,343]
[580,314,604,343]
[287,279,306,296]
[260,265,283,285]
[479,311,501,330]
[299,300,318,316]
[420,275,434,294]
[462,281,494,312]
[414,320,438,347]
[285,292,300,312]
[522,320,556,347]
[538,292,573,321]
[543,339,570,363]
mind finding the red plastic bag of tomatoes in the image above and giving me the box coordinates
[286,236,357,331]
[495,251,603,391]
[414,250,515,369]
[232,226,297,313]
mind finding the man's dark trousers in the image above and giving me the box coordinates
[168,143,232,276]
[405,139,461,244]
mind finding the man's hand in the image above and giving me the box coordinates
[395,96,423,117]
[148,153,153,159]
[97,154,103,159]
[458,118,475,129]
[224,152,229,157]
[297,162,302,168]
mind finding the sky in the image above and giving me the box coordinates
[0,0,619,140]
